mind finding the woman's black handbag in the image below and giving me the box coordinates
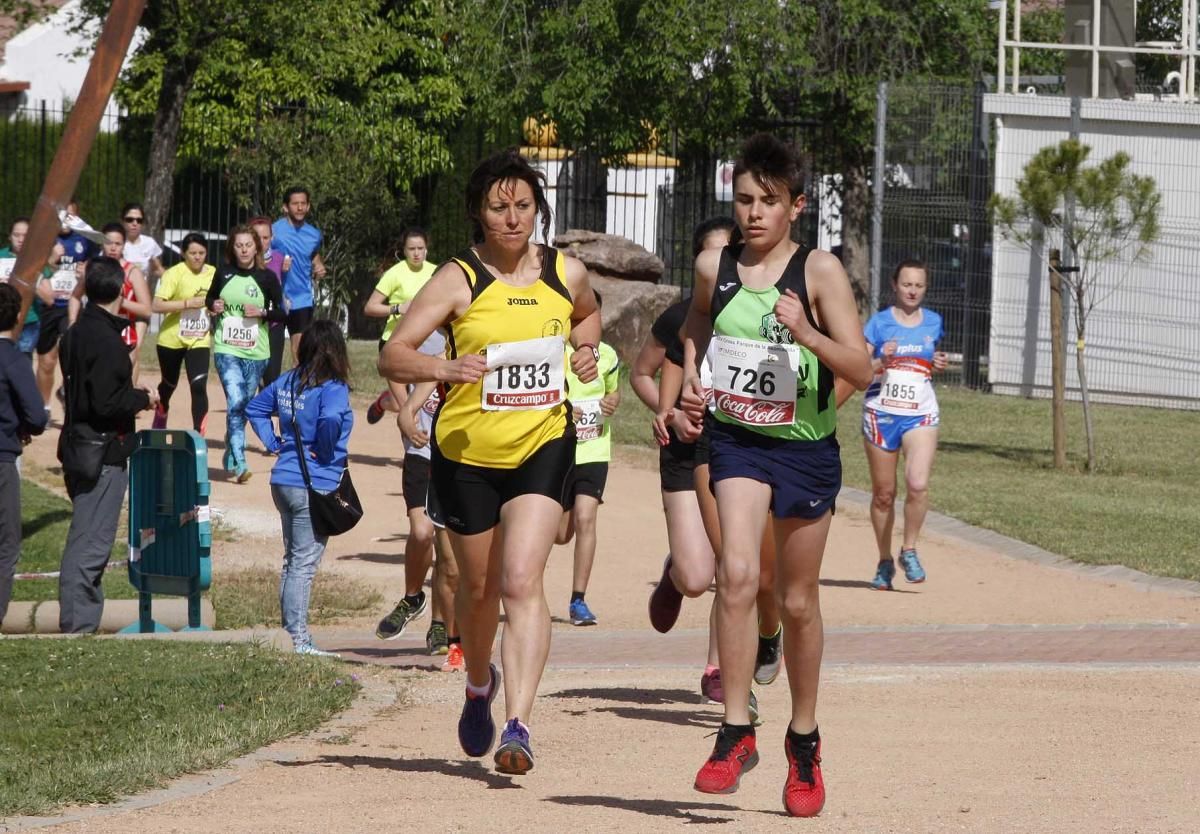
[289,376,362,537]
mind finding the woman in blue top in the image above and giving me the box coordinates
[246,319,354,656]
[861,259,948,590]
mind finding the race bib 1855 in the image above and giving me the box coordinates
[482,335,565,411]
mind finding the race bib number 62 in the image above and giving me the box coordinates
[711,335,799,427]
[483,335,565,411]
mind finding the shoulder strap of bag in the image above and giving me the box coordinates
[289,372,315,491]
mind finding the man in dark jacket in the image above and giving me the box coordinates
[0,283,48,624]
[58,256,158,633]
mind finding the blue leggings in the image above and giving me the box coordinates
[214,353,267,472]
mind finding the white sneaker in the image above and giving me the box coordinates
[294,643,341,659]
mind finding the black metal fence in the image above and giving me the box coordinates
[872,81,994,390]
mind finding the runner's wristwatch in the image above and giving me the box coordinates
[578,342,600,362]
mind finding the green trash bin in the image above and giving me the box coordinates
[122,430,212,633]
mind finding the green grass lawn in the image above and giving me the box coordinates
[607,371,1199,582]
[12,480,133,604]
[0,640,358,816]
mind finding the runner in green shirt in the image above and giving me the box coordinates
[206,225,286,482]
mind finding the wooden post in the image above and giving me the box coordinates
[1048,249,1067,469]
[8,0,147,325]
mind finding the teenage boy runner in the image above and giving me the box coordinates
[555,298,620,626]
[680,134,871,816]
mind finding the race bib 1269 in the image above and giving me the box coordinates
[179,308,210,340]
[711,335,799,427]
[482,335,565,411]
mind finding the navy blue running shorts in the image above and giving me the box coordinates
[708,420,840,520]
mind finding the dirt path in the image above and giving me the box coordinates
[18,373,1200,832]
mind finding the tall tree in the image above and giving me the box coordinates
[990,140,1161,472]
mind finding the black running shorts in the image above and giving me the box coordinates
[431,435,575,535]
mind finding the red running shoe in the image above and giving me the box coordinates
[366,390,391,425]
[694,725,758,794]
[151,402,168,430]
[783,731,825,817]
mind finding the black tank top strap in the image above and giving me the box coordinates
[710,243,744,322]
[538,245,573,305]
[778,246,827,337]
[453,248,494,302]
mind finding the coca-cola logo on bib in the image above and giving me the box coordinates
[715,392,794,426]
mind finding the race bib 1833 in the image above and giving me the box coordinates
[482,335,565,411]
[711,335,799,427]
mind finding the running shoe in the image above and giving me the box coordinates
[648,556,683,633]
[569,597,598,626]
[749,690,761,727]
[494,718,535,775]
[235,467,253,484]
[366,391,390,425]
[782,731,825,817]
[694,724,758,794]
[755,626,783,685]
[870,559,896,591]
[198,414,208,438]
[899,548,926,583]
[375,591,428,640]
[458,663,500,757]
[442,643,465,672]
[151,402,168,430]
[701,667,724,704]
[295,643,341,659]
[426,621,449,655]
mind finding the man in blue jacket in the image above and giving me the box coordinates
[0,282,49,624]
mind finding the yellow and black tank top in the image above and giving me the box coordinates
[433,245,575,468]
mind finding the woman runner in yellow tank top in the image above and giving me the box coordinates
[380,149,600,777]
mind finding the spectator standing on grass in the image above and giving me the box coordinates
[271,187,327,359]
[58,257,158,634]
[251,216,288,389]
[246,319,353,657]
[0,283,48,624]
[0,217,50,360]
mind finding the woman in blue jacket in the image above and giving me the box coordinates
[247,319,353,656]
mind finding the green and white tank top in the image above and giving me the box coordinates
[213,271,271,360]
[709,244,836,441]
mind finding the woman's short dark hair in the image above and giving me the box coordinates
[120,202,145,218]
[890,258,929,285]
[732,133,807,200]
[225,224,263,270]
[297,319,351,391]
[465,149,552,244]
[101,222,125,239]
[178,232,208,254]
[691,216,737,258]
[84,257,126,303]
[0,283,21,331]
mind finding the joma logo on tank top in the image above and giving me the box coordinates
[507,297,538,306]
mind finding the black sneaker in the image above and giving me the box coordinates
[426,621,449,655]
[755,627,783,685]
[375,591,427,640]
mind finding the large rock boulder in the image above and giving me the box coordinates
[555,230,665,283]
[590,274,681,365]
